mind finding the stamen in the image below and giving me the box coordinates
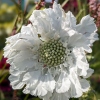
[39,39,66,67]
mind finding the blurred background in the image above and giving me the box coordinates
[0,0,100,100]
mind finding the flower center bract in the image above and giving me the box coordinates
[39,39,66,67]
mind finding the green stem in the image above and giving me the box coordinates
[83,0,88,16]
[77,0,81,11]
[0,63,7,76]
[24,94,29,100]
[25,6,36,19]
[0,51,3,61]
[0,72,9,83]
[62,0,69,8]
[76,9,84,20]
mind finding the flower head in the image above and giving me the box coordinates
[4,2,98,100]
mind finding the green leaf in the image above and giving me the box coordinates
[0,51,3,61]
[76,9,84,20]
[77,0,82,10]
[0,69,9,77]
[25,6,36,19]
[0,72,9,83]
[24,94,29,100]
[0,90,5,100]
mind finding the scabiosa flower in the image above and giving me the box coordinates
[4,2,98,100]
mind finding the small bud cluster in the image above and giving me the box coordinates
[89,0,100,28]
[39,39,66,67]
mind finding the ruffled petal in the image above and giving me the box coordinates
[70,83,82,98]
[83,68,94,78]
[79,79,90,92]
[66,11,76,28]
[68,32,92,53]
[23,70,55,97]
[42,92,52,100]
[69,68,83,98]
[76,59,89,76]
[69,68,90,98]
[56,71,71,93]
[51,91,70,100]
[9,74,25,89]
[76,15,98,46]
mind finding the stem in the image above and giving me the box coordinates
[0,63,7,77]
[0,51,3,61]
[24,2,29,15]
[18,0,21,5]
[11,15,18,36]
[77,0,81,11]
[24,94,29,100]
[52,0,55,3]
[62,0,69,8]
[35,0,45,10]
[76,9,84,20]
[84,0,87,14]
[0,72,9,83]
[25,6,35,19]
[12,90,19,100]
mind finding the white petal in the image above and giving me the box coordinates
[12,39,32,50]
[79,79,90,92]
[68,33,92,52]
[53,2,62,17]
[9,74,25,89]
[10,65,20,76]
[13,50,35,63]
[56,71,71,93]
[21,24,34,36]
[76,59,89,76]
[70,83,82,98]
[42,92,52,100]
[83,68,94,78]
[51,91,70,100]
[76,15,98,46]
[23,71,55,97]
[22,70,41,82]
[69,69,83,98]
[66,11,76,28]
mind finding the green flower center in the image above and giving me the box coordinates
[39,39,66,67]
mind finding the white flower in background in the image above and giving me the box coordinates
[4,2,98,100]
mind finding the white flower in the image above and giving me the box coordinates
[4,2,98,100]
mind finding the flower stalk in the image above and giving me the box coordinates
[12,90,20,100]
[35,0,45,10]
